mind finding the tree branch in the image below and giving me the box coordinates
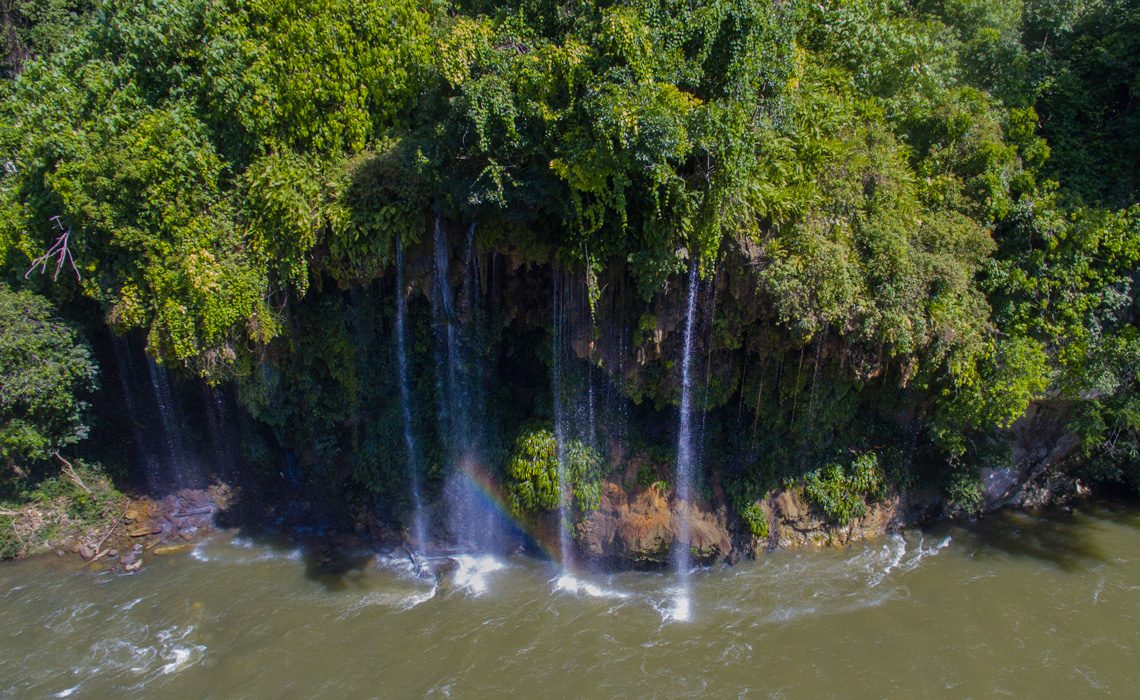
[24,216,81,282]
[54,451,91,495]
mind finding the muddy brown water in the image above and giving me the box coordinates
[1,504,1138,697]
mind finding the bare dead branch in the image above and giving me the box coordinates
[53,451,91,495]
[94,499,130,555]
[24,216,81,282]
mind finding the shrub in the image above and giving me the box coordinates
[803,452,882,526]
[505,428,603,517]
[740,501,769,539]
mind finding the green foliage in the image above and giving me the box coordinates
[0,284,97,470]
[0,0,1137,512]
[944,468,984,513]
[505,427,603,517]
[1,0,94,77]
[636,463,656,490]
[1071,373,1140,494]
[739,501,769,540]
[803,453,883,526]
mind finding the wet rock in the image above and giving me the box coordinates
[153,543,194,556]
[425,557,458,580]
[127,521,163,538]
[764,488,922,550]
[121,548,143,572]
[579,480,731,565]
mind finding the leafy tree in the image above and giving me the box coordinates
[0,284,97,474]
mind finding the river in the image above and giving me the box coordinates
[2,504,1138,697]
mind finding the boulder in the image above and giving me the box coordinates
[152,543,194,556]
[579,481,731,565]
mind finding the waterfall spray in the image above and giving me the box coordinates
[672,260,701,621]
[395,233,428,554]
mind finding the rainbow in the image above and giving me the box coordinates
[453,454,565,564]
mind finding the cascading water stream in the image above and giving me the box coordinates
[395,233,428,555]
[110,334,161,492]
[432,216,507,554]
[671,260,700,621]
[551,276,574,572]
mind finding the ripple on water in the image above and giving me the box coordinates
[553,573,630,600]
[190,536,303,565]
[81,623,205,682]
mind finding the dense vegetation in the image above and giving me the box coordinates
[0,0,1136,536]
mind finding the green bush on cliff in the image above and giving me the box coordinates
[505,428,603,517]
[739,502,769,540]
[803,453,882,527]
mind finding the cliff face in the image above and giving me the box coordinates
[577,481,732,565]
[982,401,1085,511]
[569,399,1090,566]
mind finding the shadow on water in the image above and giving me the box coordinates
[300,545,380,593]
[960,503,1139,572]
[204,482,402,592]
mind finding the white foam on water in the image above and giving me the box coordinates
[450,555,505,595]
[160,645,205,675]
[189,542,212,562]
[118,597,145,612]
[337,587,438,620]
[665,594,692,622]
[900,535,951,574]
[192,536,302,564]
[81,623,205,680]
[87,638,158,675]
[54,684,81,698]
[553,573,630,600]
[865,534,951,587]
[866,534,907,587]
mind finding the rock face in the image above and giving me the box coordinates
[761,489,924,549]
[743,487,939,554]
[578,481,732,564]
[982,400,1084,511]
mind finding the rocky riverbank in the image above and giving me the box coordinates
[5,485,231,574]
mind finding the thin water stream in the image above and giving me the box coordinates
[3,505,1138,697]
[671,261,701,621]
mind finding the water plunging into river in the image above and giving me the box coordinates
[551,277,574,572]
[431,217,510,552]
[671,260,701,621]
[394,233,427,554]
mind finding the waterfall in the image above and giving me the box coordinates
[203,385,237,482]
[146,357,195,489]
[672,260,700,621]
[110,333,204,493]
[551,275,574,571]
[110,334,162,492]
[431,216,508,552]
[395,233,428,554]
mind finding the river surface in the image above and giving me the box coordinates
[1,504,1138,698]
